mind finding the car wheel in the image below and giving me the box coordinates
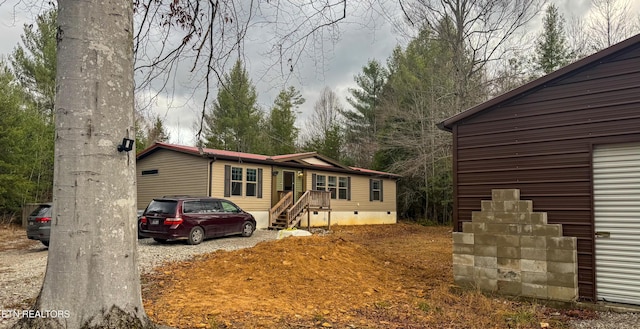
[187,226,204,245]
[41,241,49,247]
[153,238,168,244]
[241,221,255,237]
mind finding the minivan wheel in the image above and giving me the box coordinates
[41,241,49,247]
[188,226,204,245]
[241,221,255,237]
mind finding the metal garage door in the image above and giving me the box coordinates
[593,143,640,304]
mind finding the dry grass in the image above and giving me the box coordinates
[142,223,587,328]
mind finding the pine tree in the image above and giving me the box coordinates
[203,60,263,153]
[267,86,304,155]
[341,59,388,167]
[535,4,572,75]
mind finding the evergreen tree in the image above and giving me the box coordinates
[341,59,388,167]
[0,62,37,215]
[11,9,58,118]
[203,60,263,153]
[8,9,57,205]
[535,4,572,75]
[267,86,304,155]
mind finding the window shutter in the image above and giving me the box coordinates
[224,165,231,197]
[312,173,317,190]
[369,179,373,201]
[380,179,384,202]
[347,177,351,201]
[257,168,263,198]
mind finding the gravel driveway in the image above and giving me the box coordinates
[0,230,277,328]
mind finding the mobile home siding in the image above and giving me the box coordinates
[305,170,397,212]
[451,43,640,301]
[209,160,272,211]
[136,149,210,210]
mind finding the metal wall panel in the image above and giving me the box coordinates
[452,44,640,301]
[593,143,640,305]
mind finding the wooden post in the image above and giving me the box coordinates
[327,210,331,230]
[307,208,311,231]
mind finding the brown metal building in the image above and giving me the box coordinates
[438,34,640,303]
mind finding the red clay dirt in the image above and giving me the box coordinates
[142,223,591,328]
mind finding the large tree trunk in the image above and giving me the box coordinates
[14,1,154,328]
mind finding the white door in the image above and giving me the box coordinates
[593,143,640,304]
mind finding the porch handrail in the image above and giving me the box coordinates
[286,190,331,228]
[286,190,310,228]
[269,191,293,226]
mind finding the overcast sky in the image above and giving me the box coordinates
[1,1,639,147]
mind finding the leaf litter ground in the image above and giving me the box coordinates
[141,223,595,328]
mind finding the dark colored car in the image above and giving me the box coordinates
[26,203,52,247]
[138,196,256,245]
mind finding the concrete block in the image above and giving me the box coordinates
[521,236,546,249]
[481,200,494,212]
[492,189,520,201]
[498,258,521,272]
[477,278,497,292]
[521,259,547,273]
[453,254,474,266]
[453,264,475,277]
[490,201,506,212]
[496,235,520,247]
[474,267,498,280]
[497,268,521,281]
[546,237,577,250]
[497,246,521,259]
[472,211,494,223]
[532,224,562,237]
[522,283,548,299]
[548,286,577,301]
[547,249,577,263]
[521,248,547,261]
[486,223,509,234]
[475,256,497,269]
[494,211,518,224]
[547,272,577,288]
[452,232,474,245]
[506,224,522,235]
[462,222,473,233]
[498,280,522,296]
[474,234,497,246]
[529,212,547,225]
[471,222,488,233]
[518,201,533,212]
[522,271,548,285]
[521,225,533,235]
[454,275,475,288]
[547,261,577,274]
[474,245,497,257]
[504,200,519,212]
[453,244,475,255]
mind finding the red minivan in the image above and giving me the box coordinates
[139,196,256,245]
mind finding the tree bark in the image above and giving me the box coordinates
[14,1,155,328]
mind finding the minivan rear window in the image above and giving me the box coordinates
[30,205,51,217]
[145,200,177,215]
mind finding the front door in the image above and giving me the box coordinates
[283,171,295,195]
[593,143,640,304]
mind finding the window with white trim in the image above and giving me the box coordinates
[231,167,243,196]
[246,168,257,197]
[338,177,348,200]
[371,179,382,201]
